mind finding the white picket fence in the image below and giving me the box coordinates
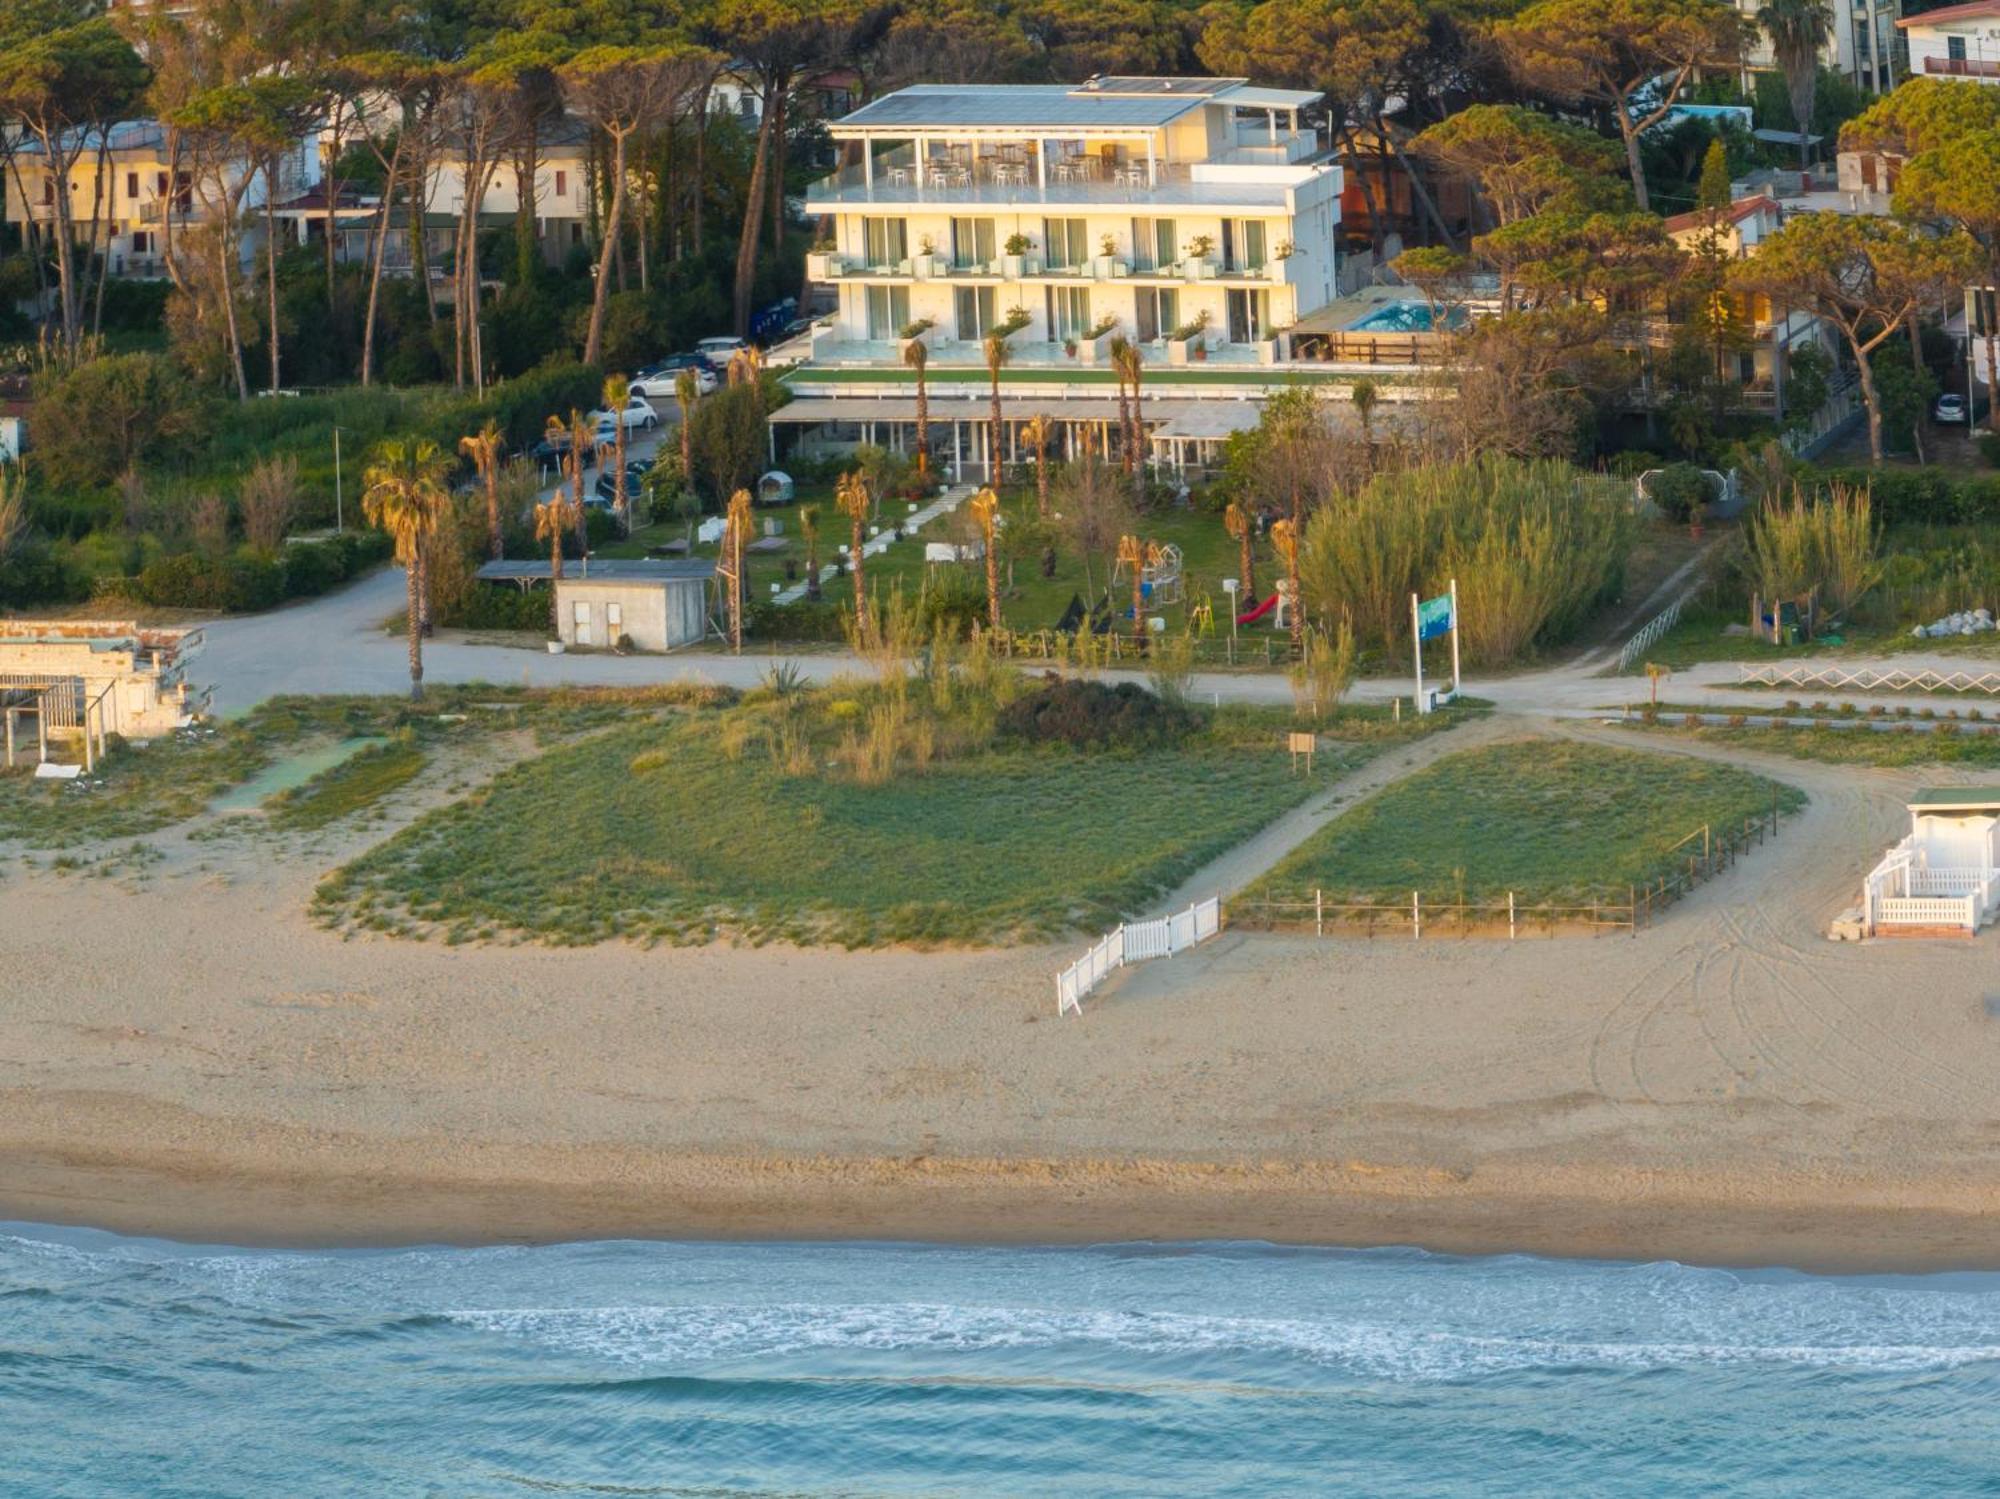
[1737,663,2000,696]
[1056,896,1222,1016]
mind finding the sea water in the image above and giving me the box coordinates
[5,1227,2000,1496]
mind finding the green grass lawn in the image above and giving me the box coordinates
[605,483,1277,647]
[1636,717,2000,770]
[0,723,270,848]
[313,697,1452,948]
[1243,739,1805,905]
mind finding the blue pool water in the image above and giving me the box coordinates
[6,1226,2000,1495]
[1348,300,1463,333]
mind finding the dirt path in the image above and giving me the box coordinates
[1151,713,1518,914]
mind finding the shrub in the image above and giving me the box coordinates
[996,676,1194,750]
[1648,463,1710,524]
[1981,431,2000,470]
[449,582,553,632]
[30,352,210,490]
[484,359,603,450]
[748,599,847,641]
[0,540,89,606]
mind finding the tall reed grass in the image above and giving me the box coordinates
[1746,482,1881,619]
[1297,457,1631,666]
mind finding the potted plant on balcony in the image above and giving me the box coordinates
[1076,314,1119,365]
[1255,323,1292,366]
[1002,232,1036,279]
[1182,234,1217,280]
[898,316,934,360]
[1166,309,1211,366]
[1093,232,1127,279]
[913,233,943,279]
[806,236,840,281]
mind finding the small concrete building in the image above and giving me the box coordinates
[0,620,205,744]
[474,559,715,651]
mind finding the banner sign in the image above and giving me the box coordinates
[1415,592,1454,641]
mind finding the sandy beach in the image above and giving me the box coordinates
[5,721,2000,1271]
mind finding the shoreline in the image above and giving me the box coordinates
[7,1138,2000,1275]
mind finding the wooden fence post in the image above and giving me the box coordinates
[1508,890,1516,941]
[1315,887,1323,937]
[1412,889,1421,940]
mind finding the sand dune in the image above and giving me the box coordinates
[6,723,2000,1270]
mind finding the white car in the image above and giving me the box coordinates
[631,366,716,402]
[591,393,660,439]
[1935,393,1968,424]
[694,335,752,364]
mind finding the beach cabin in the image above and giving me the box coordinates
[1862,789,2000,936]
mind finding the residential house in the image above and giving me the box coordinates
[784,76,1340,478]
[1898,0,2000,81]
[1660,193,1834,401]
[1736,0,1901,91]
[2,120,315,279]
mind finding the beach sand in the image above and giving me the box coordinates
[7,725,2000,1272]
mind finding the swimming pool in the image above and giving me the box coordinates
[1347,301,1461,333]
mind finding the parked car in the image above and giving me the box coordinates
[591,393,660,440]
[631,365,716,402]
[593,460,654,506]
[1935,393,1968,425]
[694,335,752,364]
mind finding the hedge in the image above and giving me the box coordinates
[129,531,392,612]
[1814,467,2000,527]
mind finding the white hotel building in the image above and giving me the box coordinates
[777,77,1345,479]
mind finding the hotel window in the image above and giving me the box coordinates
[1950,34,1968,61]
[1131,217,1176,273]
[1223,220,1268,273]
[863,217,908,268]
[126,171,139,200]
[866,284,910,341]
[1133,286,1178,342]
[955,285,996,340]
[1042,218,1088,271]
[1045,285,1090,341]
[554,170,567,198]
[950,217,995,270]
[1225,288,1268,344]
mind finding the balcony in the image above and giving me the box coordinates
[805,145,1309,213]
[1924,55,2000,78]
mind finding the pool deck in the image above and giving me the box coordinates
[1290,284,1429,335]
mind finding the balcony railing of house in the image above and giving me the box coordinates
[137,199,198,224]
[811,248,1294,287]
[1925,55,2000,78]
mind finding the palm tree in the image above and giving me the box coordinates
[1108,335,1134,478]
[603,374,633,533]
[983,329,1011,483]
[567,408,591,554]
[1022,413,1054,517]
[969,487,1001,631]
[674,369,699,498]
[1762,0,1833,170]
[727,345,764,387]
[1114,338,1145,497]
[533,489,577,637]
[459,420,506,562]
[1224,501,1256,604]
[722,487,752,651]
[1351,379,1379,479]
[361,438,451,701]
[904,336,931,481]
[835,470,871,616]
[799,501,823,601]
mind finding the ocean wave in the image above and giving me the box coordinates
[441,1301,2000,1380]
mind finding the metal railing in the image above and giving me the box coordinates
[1056,895,1221,1016]
[1617,596,1685,673]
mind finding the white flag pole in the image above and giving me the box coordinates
[1449,576,1461,703]
[1410,590,1426,714]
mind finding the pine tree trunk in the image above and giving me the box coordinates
[361,137,403,388]
[732,78,778,336]
[584,129,629,367]
[265,159,283,394]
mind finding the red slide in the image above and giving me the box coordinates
[1236,593,1280,626]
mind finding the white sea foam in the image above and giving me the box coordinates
[442,1300,2000,1380]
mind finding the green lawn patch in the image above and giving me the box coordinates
[314,693,1453,947]
[1244,738,1804,905]
[264,733,427,832]
[1640,718,2000,770]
